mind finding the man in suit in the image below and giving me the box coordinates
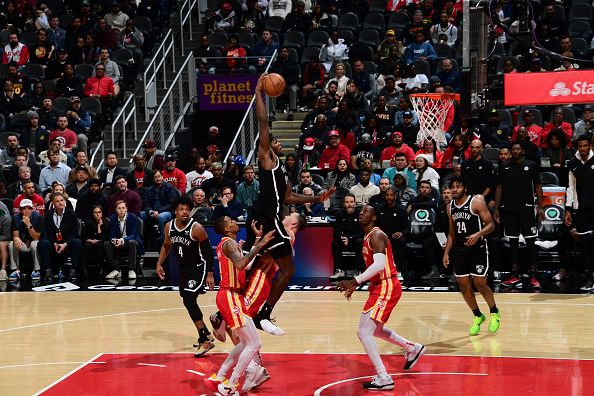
[104,199,144,280]
[38,192,83,281]
[98,150,126,189]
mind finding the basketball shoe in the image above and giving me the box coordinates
[501,275,521,288]
[469,314,486,336]
[218,379,240,395]
[403,343,426,370]
[259,318,285,336]
[242,362,269,392]
[204,374,224,392]
[489,312,501,333]
[362,375,394,391]
[194,335,215,357]
[209,312,227,342]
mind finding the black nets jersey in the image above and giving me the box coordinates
[252,157,288,218]
[450,195,482,246]
[169,218,204,267]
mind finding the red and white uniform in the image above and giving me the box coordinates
[216,237,249,330]
[361,227,402,323]
[244,230,295,317]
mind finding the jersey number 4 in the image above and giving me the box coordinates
[457,222,467,234]
[179,246,184,257]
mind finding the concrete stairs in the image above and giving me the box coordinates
[271,111,308,158]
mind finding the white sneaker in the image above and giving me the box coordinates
[403,343,426,370]
[260,319,285,336]
[105,270,121,279]
[362,375,394,390]
[397,272,404,281]
[128,270,137,279]
[242,363,266,392]
[329,269,346,281]
[0,269,7,281]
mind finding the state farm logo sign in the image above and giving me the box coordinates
[550,81,594,97]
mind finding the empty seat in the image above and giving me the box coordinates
[338,13,359,32]
[283,31,305,49]
[307,30,329,48]
[208,31,228,49]
[363,12,385,33]
[358,29,380,48]
[265,16,284,32]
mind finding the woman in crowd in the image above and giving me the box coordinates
[81,205,110,276]
[189,188,213,223]
[543,128,571,167]
[323,158,356,190]
[83,33,100,64]
[284,153,300,185]
[416,138,443,169]
[334,101,360,139]
[320,32,349,73]
[413,154,440,190]
[44,182,75,212]
[437,133,471,168]
[341,79,369,118]
[325,62,349,98]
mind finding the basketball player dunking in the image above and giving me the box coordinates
[205,217,275,395]
[338,205,425,391]
[247,74,334,334]
[155,196,216,357]
[443,176,500,336]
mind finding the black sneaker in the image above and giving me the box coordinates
[362,375,394,391]
[580,280,594,292]
[69,268,77,281]
[44,269,53,282]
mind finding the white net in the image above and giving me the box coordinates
[410,94,458,146]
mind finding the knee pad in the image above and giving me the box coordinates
[182,295,203,322]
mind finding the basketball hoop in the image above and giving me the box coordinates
[409,93,460,146]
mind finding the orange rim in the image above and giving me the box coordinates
[409,93,460,101]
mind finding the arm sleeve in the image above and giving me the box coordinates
[566,169,576,209]
[200,238,215,272]
[355,253,386,284]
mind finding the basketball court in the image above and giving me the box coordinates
[3,290,594,395]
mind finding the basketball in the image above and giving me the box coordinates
[262,73,286,97]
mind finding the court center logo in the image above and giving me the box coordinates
[414,210,430,222]
[549,82,571,97]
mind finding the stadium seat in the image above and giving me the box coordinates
[112,48,134,66]
[307,30,329,48]
[388,12,409,31]
[81,97,103,116]
[358,29,381,48]
[434,42,454,59]
[8,113,27,129]
[414,59,431,80]
[265,16,284,33]
[363,13,385,34]
[496,108,513,126]
[517,107,543,127]
[207,32,228,49]
[21,63,44,81]
[338,13,359,32]
[369,0,387,13]
[482,147,500,163]
[337,29,354,44]
[570,37,590,54]
[133,16,153,36]
[540,172,559,186]
[301,46,322,64]
[286,47,299,63]
[42,80,56,96]
[0,30,10,46]
[312,173,325,186]
[284,31,305,50]
[20,30,37,47]
[568,21,592,40]
[569,3,593,23]
[363,60,377,75]
[75,64,95,80]
[53,97,72,113]
[238,31,256,47]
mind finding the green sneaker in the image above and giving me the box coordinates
[469,314,485,336]
[489,312,501,333]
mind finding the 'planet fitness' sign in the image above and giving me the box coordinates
[198,75,258,110]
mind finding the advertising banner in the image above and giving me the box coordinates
[504,70,594,106]
[198,74,258,110]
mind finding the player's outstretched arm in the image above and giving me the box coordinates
[156,223,172,280]
[285,183,336,205]
[255,74,272,165]
[193,222,215,290]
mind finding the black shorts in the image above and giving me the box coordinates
[178,263,207,298]
[504,210,538,239]
[245,210,292,260]
[574,208,594,235]
[451,243,489,277]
